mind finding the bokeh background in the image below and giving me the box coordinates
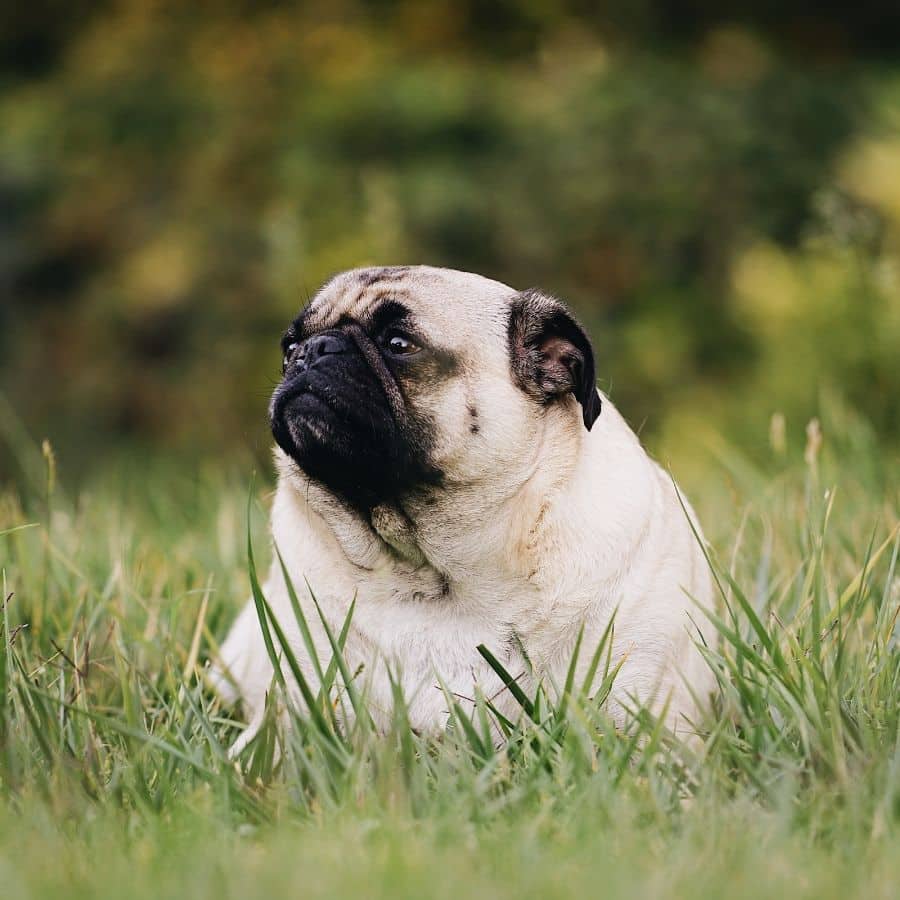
[2,1,900,488]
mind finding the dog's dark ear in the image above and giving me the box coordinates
[508,290,601,430]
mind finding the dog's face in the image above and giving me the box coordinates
[270,266,600,512]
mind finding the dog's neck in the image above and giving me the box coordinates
[368,503,426,567]
[277,411,587,598]
[374,414,585,592]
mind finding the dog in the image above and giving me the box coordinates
[213,265,716,749]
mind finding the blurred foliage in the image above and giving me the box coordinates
[1,1,900,482]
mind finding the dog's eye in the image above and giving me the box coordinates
[283,342,299,368]
[385,331,420,356]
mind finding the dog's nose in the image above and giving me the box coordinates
[298,331,350,366]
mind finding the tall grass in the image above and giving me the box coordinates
[0,402,897,898]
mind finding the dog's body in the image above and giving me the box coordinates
[214,266,715,745]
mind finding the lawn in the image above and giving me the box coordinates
[1,401,898,899]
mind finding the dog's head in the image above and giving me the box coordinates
[270,266,600,511]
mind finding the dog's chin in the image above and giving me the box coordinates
[279,392,336,450]
[272,396,356,495]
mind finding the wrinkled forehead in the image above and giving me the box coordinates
[296,265,516,341]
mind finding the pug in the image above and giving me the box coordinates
[213,266,716,749]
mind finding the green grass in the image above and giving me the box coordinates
[0,403,898,900]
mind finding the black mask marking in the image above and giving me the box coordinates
[270,324,441,511]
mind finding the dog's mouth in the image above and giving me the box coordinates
[272,371,392,455]
[277,389,335,447]
[269,326,430,510]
